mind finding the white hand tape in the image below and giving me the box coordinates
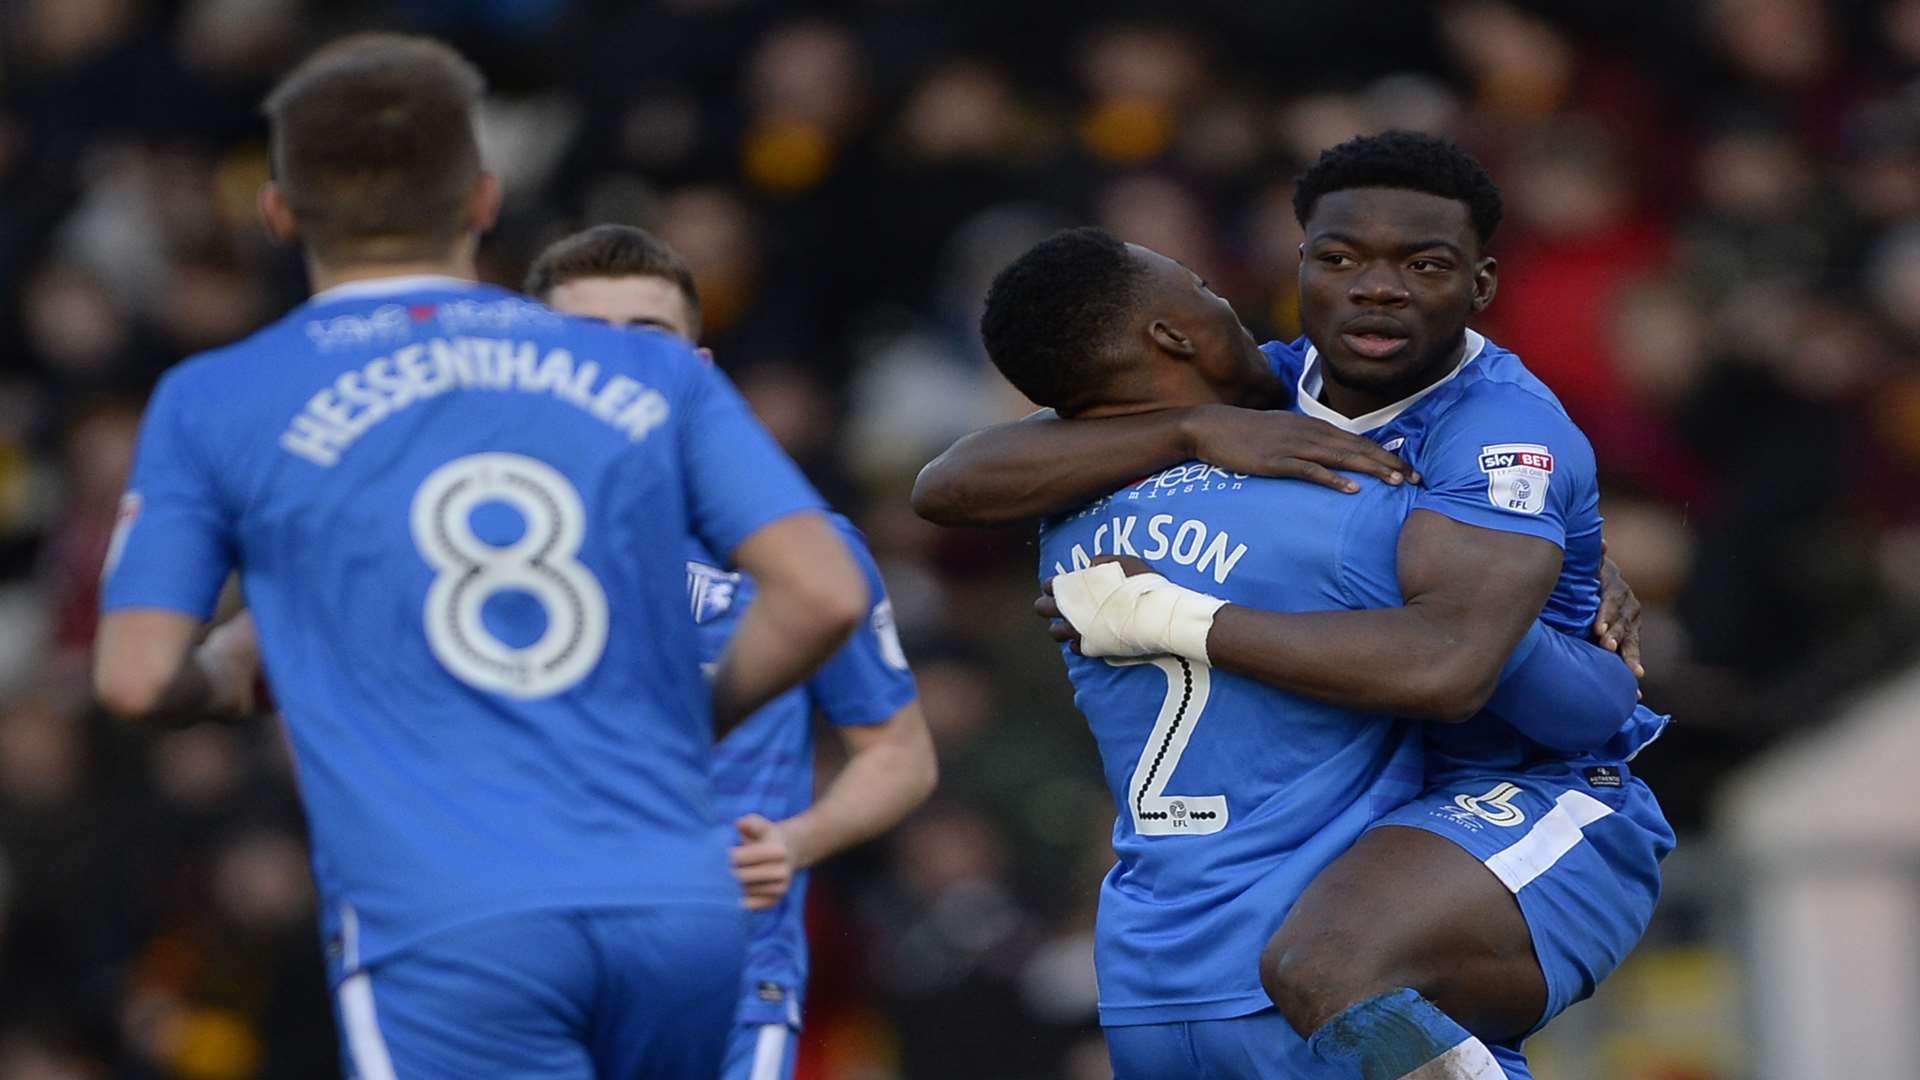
[1050,562,1227,662]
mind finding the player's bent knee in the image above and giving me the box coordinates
[1261,926,1402,1039]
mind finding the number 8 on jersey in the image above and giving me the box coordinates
[410,452,609,698]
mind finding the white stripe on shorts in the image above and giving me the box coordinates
[748,1023,790,1080]
[1482,789,1614,893]
[338,973,399,1080]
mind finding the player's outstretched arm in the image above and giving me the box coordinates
[1480,619,1640,749]
[912,406,1413,527]
[1209,511,1572,720]
[1045,512,1582,721]
[709,512,869,738]
[95,609,259,724]
[732,702,937,911]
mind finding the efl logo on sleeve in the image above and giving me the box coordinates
[1478,443,1553,515]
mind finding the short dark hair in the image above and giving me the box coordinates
[262,34,486,263]
[979,227,1148,411]
[522,224,702,333]
[1293,130,1504,246]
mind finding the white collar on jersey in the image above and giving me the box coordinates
[308,274,481,305]
[1295,328,1487,434]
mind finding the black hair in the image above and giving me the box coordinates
[1292,130,1503,246]
[979,227,1147,410]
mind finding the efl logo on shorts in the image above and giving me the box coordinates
[1478,443,1553,516]
[1454,782,1527,827]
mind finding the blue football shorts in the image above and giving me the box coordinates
[1370,759,1675,1042]
[1104,1007,1322,1079]
[330,905,746,1080]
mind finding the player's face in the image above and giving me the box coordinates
[1128,244,1272,407]
[545,275,698,342]
[1297,187,1497,410]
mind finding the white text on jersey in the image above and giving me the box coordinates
[279,337,671,467]
[1052,513,1249,585]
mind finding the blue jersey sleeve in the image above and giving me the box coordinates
[1260,338,1308,394]
[1484,621,1638,751]
[806,520,918,727]
[677,360,826,560]
[101,369,235,618]
[1411,384,1595,549]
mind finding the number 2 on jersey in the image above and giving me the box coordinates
[410,453,609,698]
[1113,655,1228,836]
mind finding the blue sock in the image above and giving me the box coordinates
[1307,987,1503,1080]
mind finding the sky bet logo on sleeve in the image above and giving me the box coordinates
[1478,443,1553,515]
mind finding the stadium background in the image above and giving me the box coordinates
[3,0,1919,1077]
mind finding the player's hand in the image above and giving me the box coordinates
[1182,405,1417,493]
[731,813,795,911]
[199,612,262,717]
[1037,556,1155,649]
[1593,542,1645,679]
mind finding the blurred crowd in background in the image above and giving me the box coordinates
[3,0,1920,1077]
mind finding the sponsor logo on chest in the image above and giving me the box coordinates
[1125,462,1247,501]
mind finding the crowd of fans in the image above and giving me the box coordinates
[3,0,1918,1076]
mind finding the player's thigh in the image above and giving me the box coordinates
[583,905,748,1080]
[719,1021,801,1080]
[1364,768,1672,1036]
[1266,822,1545,1041]
[333,912,596,1080]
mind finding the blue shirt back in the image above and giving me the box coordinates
[687,516,916,1025]
[1039,466,1425,1025]
[1265,332,1669,771]
[102,277,827,973]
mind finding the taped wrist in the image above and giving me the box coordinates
[1050,561,1228,662]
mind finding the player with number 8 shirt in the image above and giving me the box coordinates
[91,35,867,1079]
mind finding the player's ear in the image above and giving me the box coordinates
[1148,319,1197,360]
[467,172,504,235]
[259,182,299,246]
[1470,257,1498,312]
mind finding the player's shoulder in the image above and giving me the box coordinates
[557,313,712,385]
[1432,338,1586,435]
[1260,337,1309,386]
[1423,335,1596,475]
[151,309,313,405]
[1449,336,1573,417]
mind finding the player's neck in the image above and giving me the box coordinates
[306,254,478,297]
[1317,332,1467,418]
[1070,373,1230,420]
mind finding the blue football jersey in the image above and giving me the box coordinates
[687,516,917,1027]
[1039,466,1426,1025]
[101,276,828,974]
[1265,331,1671,769]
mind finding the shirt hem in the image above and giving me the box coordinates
[1097,990,1276,1026]
[333,890,744,983]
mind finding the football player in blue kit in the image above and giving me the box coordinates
[915,133,1673,1079]
[91,36,870,1079]
[524,224,939,1080]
